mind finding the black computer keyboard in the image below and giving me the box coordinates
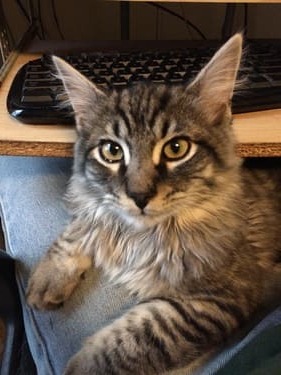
[7,40,281,124]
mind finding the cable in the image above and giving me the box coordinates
[51,0,64,39]
[145,2,207,40]
[221,4,236,40]
[15,0,43,40]
[244,4,248,38]
[120,2,130,40]
[15,0,31,23]
[1,0,15,45]
[37,0,45,39]
[179,3,194,40]
[155,3,159,40]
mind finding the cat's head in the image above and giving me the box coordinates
[53,34,242,227]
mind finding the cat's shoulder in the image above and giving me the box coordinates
[241,158,281,200]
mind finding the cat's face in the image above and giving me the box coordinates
[53,34,242,227]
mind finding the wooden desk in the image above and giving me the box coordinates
[0,54,75,157]
[1,53,281,158]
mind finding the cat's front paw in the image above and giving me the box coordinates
[64,347,102,375]
[27,255,85,310]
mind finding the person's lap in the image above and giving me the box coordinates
[0,156,135,374]
[0,156,281,375]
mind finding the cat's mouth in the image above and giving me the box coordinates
[127,208,153,217]
[130,205,163,216]
[121,206,170,226]
[110,193,173,223]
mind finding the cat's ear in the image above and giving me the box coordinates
[189,33,242,124]
[52,56,106,133]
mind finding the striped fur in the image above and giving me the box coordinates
[27,34,281,374]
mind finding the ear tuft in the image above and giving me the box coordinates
[190,33,243,124]
[52,56,106,131]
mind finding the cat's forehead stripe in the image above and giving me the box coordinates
[148,88,172,129]
[116,107,132,136]
[161,120,170,139]
[113,121,120,138]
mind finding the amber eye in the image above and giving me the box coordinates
[163,138,191,161]
[99,141,123,163]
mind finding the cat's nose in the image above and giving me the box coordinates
[128,192,153,210]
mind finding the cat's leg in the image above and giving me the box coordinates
[64,295,249,375]
[27,218,92,310]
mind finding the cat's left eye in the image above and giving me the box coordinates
[162,138,191,161]
[99,141,124,163]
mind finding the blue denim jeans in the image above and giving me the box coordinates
[0,156,281,375]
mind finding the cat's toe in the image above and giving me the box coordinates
[26,259,79,310]
[26,275,66,310]
[27,282,65,310]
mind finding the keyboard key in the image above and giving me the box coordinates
[26,73,53,80]
[24,80,62,88]
[28,66,50,73]
[22,95,53,103]
[56,93,69,102]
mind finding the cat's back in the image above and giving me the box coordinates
[241,158,281,272]
[242,158,281,207]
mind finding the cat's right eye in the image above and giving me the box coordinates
[99,141,124,163]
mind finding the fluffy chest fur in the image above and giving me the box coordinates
[68,161,281,300]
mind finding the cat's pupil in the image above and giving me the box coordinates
[109,144,120,156]
[171,141,181,154]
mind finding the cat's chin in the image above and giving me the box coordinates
[116,208,167,229]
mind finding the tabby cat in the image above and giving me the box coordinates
[27,34,281,375]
